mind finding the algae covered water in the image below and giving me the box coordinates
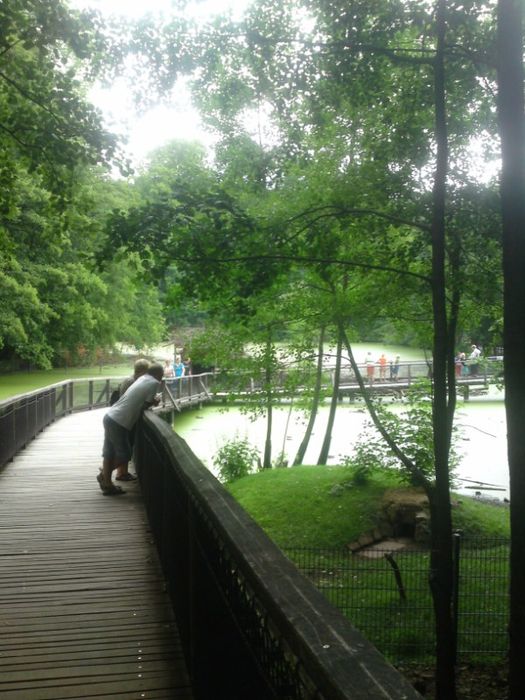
[173,389,508,501]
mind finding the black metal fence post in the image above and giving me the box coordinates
[452,532,461,663]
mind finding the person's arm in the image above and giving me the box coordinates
[143,381,162,409]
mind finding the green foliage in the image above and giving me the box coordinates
[352,382,459,488]
[213,437,260,483]
[0,3,165,368]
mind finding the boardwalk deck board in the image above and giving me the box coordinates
[0,409,194,700]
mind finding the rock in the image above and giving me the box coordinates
[357,532,375,547]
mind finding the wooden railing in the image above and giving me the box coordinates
[162,372,214,410]
[135,410,421,700]
[210,358,502,401]
[0,374,215,470]
[0,378,113,469]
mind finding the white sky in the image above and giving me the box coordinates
[70,0,254,168]
[69,0,499,180]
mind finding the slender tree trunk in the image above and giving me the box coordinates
[294,325,326,465]
[279,398,294,465]
[496,2,525,697]
[428,3,456,697]
[263,334,273,468]
[339,326,428,485]
[317,327,342,465]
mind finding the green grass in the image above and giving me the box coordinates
[228,465,510,548]
[452,495,510,540]
[0,365,131,401]
[228,466,510,662]
[228,465,402,548]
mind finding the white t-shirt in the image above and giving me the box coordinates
[108,374,161,429]
[469,347,481,359]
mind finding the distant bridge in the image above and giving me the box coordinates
[211,359,499,403]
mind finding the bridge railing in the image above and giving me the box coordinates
[338,358,501,385]
[0,378,115,469]
[210,358,501,398]
[162,372,214,409]
[135,410,421,700]
[0,373,216,470]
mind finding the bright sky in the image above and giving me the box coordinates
[70,0,254,168]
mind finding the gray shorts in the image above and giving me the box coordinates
[102,414,132,463]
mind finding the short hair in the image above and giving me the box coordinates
[134,358,150,376]
[147,363,164,381]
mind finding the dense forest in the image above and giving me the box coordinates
[1,2,524,698]
[1,0,504,372]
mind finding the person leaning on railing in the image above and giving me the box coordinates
[97,364,164,496]
[113,358,151,481]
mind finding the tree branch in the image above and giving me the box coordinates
[171,253,432,283]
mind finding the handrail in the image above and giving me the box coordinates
[0,378,421,697]
[211,358,501,398]
[135,410,421,700]
[0,377,122,469]
[0,373,214,470]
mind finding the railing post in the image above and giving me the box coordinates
[88,380,94,409]
[62,385,67,416]
[68,382,74,413]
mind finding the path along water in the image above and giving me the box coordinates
[174,387,509,501]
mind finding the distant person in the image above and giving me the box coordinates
[469,344,481,376]
[378,353,387,381]
[118,358,150,398]
[365,352,375,385]
[163,359,174,379]
[173,355,185,378]
[97,364,163,495]
[184,356,192,376]
[390,355,400,380]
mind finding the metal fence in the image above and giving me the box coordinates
[135,411,421,700]
[283,536,509,664]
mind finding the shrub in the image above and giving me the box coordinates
[213,437,260,483]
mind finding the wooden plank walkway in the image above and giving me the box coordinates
[0,409,193,700]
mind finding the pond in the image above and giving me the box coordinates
[173,340,508,501]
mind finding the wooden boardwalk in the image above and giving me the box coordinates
[0,409,193,700]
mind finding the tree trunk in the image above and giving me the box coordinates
[496,2,525,697]
[263,334,273,468]
[340,326,430,485]
[428,3,456,697]
[317,326,342,465]
[294,325,326,465]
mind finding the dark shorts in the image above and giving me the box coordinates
[102,414,132,463]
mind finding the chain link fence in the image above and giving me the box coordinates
[283,536,509,664]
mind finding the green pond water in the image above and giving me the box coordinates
[173,344,509,500]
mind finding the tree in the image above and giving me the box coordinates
[496,1,525,697]
[0,1,166,367]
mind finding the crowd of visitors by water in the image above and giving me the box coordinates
[364,352,401,384]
